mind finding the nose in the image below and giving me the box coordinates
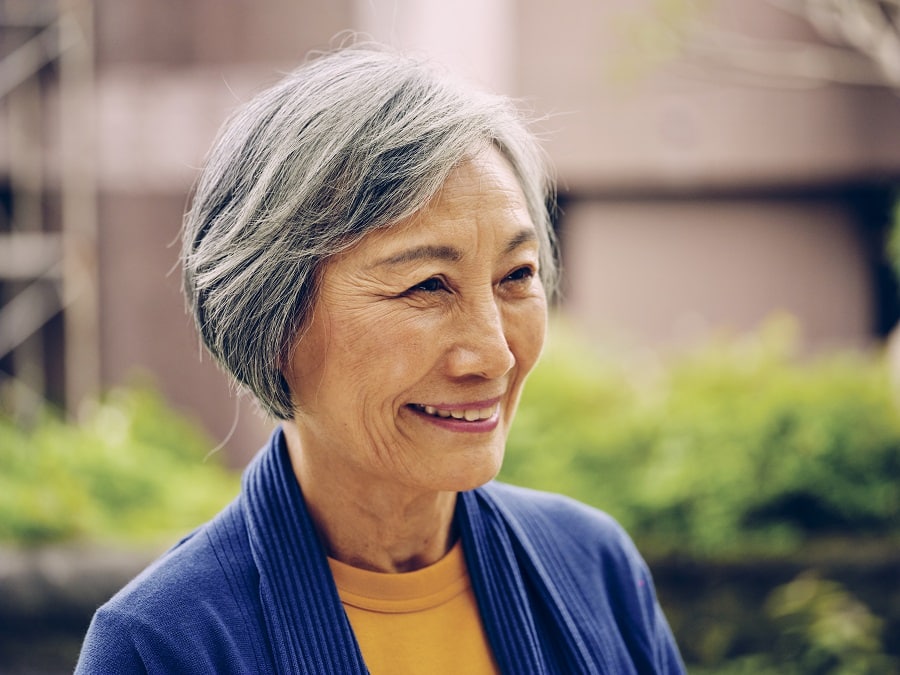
[445,294,515,380]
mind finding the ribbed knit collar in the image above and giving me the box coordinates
[242,429,368,673]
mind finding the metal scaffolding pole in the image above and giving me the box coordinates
[0,0,98,416]
[58,0,99,413]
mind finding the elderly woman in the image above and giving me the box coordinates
[77,45,685,674]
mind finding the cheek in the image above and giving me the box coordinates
[285,317,329,407]
[338,310,437,391]
[508,297,548,373]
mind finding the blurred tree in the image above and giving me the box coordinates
[617,0,900,91]
[796,0,900,88]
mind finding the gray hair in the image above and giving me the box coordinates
[182,44,559,420]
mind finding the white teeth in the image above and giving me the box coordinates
[415,403,497,422]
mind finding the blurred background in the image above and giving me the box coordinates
[1,0,899,673]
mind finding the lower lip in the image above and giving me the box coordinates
[407,406,501,433]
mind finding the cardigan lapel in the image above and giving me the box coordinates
[241,430,369,674]
[457,488,554,674]
[458,487,615,675]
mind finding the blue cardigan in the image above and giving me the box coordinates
[77,429,685,674]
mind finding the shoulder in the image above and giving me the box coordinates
[477,481,656,609]
[479,481,635,558]
[76,499,272,674]
[478,482,686,673]
[108,498,256,619]
[479,480,651,586]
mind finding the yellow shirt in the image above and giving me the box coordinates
[327,541,500,674]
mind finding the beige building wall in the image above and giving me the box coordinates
[354,0,517,92]
[515,0,900,350]
[561,197,875,351]
[516,0,900,191]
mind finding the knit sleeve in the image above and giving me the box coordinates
[598,513,686,675]
[75,607,155,674]
[652,602,685,674]
[76,603,239,675]
[632,546,685,674]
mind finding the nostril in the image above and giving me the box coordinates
[447,340,514,380]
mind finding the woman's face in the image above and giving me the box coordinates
[284,148,547,495]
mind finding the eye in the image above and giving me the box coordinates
[408,276,448,294]
[504,266,536,284]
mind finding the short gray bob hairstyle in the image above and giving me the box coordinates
[182,44,559,420]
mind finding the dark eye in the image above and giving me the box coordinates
[504,266,535,283]
[409,277,448,294]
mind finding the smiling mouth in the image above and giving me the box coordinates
[410,403,498,422]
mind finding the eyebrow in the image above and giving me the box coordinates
[503,228,538,255]
[371,227,538,269]
[373,244,463,268]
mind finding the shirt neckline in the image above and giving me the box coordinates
[327,540,470,613]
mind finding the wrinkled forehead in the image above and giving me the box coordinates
[326,150,536,268]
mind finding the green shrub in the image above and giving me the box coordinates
[765,573,898,675]
[503,317,900,557]
[688,572,899,674]
[0,384,240,547]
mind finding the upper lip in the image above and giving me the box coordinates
[409,396,503,410]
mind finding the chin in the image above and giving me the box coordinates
[455,474,499,493]
[444,453,504,493]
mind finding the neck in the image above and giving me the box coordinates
[281,422,458,573]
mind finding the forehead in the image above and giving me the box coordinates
[431,149,529,214]
[344,149,535,265]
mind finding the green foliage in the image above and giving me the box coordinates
[0,385,240,547]
[765,573,898,675]
[888,199,900,282]
[503,317,900,557]
[691,574,898,675]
